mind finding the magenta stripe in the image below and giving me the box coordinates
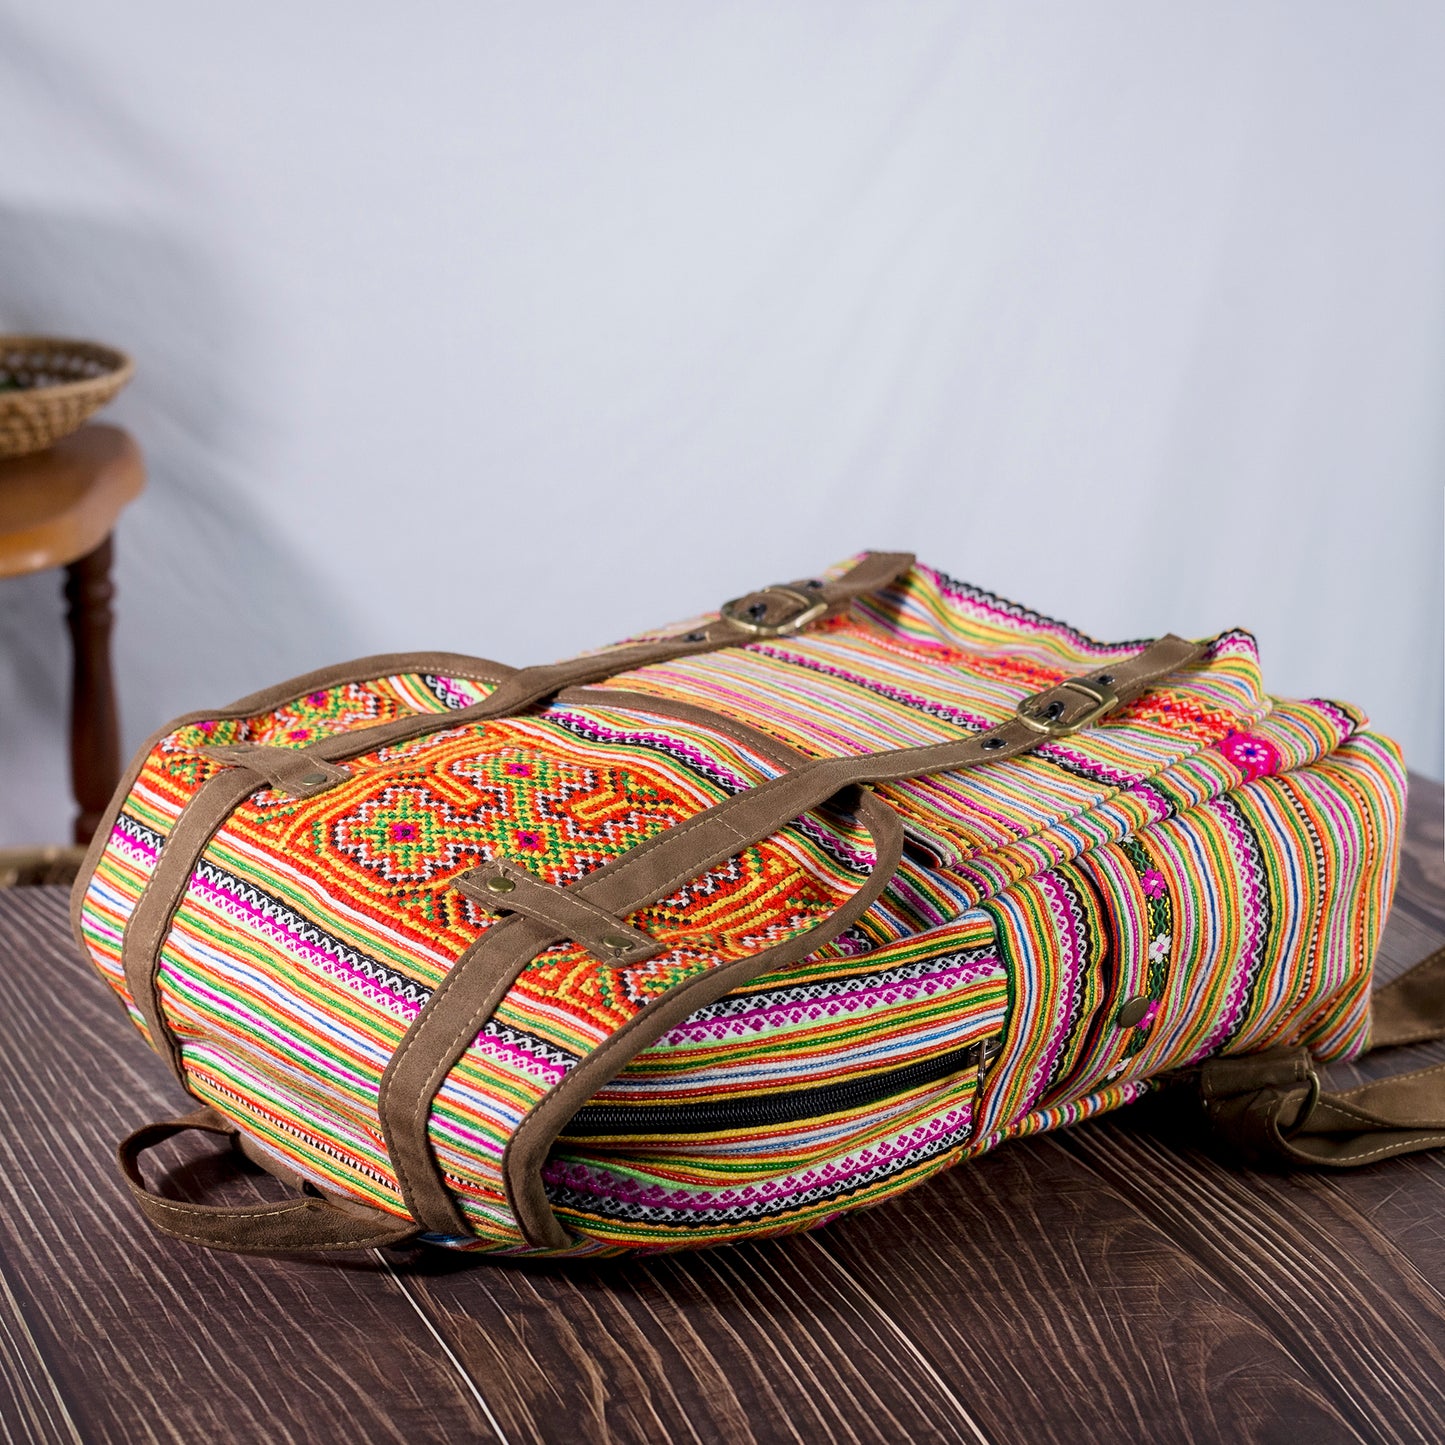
[661,959,1004,1044]
[1196,799,1267,1056]
[191,871,424,1018]
[167,972,376,1093]
[470,1034,571,1087]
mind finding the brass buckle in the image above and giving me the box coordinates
[1016,678,1120,737]
[720,585,828,638]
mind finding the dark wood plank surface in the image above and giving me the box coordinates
[0,892,505,1445]
[1,776,1441,1445]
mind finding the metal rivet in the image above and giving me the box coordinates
[600,933,634,954]
[1115,995,1154,1029]
[299,770,329,786]
[982,736,1006,751]
[485,875,516,895]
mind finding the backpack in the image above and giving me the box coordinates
[75,551,1445,1258]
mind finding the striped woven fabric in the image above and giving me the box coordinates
[77,559,1404,1258]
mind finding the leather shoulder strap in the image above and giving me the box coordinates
[1197,945,1445,1169]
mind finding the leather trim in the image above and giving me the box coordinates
[119,767,262,1079]
[198,744,350,799]
[381,634,1204,1245]
[97,554,916,1204]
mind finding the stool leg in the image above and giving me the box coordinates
[64,534,120,846]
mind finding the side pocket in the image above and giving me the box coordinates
[971,729,1408,1149]
[543,912,1008,1252]
[974,864,1123,1143]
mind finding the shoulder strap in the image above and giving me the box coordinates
[1196,945,1445,1169]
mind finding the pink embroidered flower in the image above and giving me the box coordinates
[1140,869,1167,899]
[1219,729,1282,782]
[288,728,311,741]
[390,823,418,842]
[505,762,534,778]
[515,829,545,851]
[1135,999,1160,1031]
[307,691,327,706]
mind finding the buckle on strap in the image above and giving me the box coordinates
[1015,677,1120,737]
[720,583,829,637]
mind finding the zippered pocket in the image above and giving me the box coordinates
[540,914,1009,1252]
[562,1036,1002,1138]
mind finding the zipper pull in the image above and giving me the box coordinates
[969,1035,1004,1078]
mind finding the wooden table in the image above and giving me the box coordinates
[0,425,144,844]
[2,776,1441,1445]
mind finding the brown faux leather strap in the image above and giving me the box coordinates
[380,632,1205,1246]
[121,768,264,1074]
[117,551,916,1080]
[1197,945,1445,1170]
[383,787,907,1247]
[1369,943,1445,1048]
[203,551,918,798]
[118,1108,417,1255]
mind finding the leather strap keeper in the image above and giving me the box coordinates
[455,858,664,965]
[199,743,350,799]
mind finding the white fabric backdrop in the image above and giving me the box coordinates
[1,3,1442,845]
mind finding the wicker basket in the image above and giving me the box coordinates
[0,336,134,460]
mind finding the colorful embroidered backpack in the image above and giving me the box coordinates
[75,552,1445,1259]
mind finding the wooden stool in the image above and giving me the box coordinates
[0,425,144,844]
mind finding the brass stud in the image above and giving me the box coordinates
[485,875,517,895]
[600,933,634,954]
[299,771,329,787]
[1115,994,1154,1029]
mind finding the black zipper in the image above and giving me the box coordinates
[561,1036,1001,1137]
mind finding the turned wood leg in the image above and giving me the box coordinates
[64,534,121,846]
